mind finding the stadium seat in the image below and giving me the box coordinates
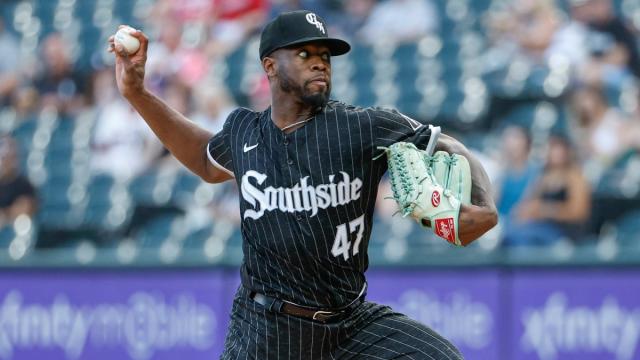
[135,213,179,248]
[183,224,214,249]
[4,0,638,263]
[83,174,116,227]
[172,170,203,204]
[0,227,15,248]
[615,209,640,248]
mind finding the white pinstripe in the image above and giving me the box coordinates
[300,124,342,303]
[361,329,434,360]
[309,319,315,359]
[282,126,321,305]
[274,309,280,359]
[260,111,307,300]
[242,118,272,315]
[348,336,420,360]
[367,320,458,359]
[325,107,361,294]
[261,122,296,297]
[287,315,291,359]
[338,348,389,360]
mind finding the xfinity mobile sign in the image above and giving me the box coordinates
[0,291,215,360]
[511,270,640,360]
[0,272,236,360]
[0,269,638,359]
[366,270,500,359]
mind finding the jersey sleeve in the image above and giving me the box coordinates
[370,107,434,150]
[206,110,236,178]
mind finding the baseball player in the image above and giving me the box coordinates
[109,10,497,360]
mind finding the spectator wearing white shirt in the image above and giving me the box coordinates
[358,0,438,45]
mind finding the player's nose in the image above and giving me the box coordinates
[310,58,327,72]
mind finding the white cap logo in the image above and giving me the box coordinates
[305,13,325,34]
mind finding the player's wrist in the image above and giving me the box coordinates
[122,85,151,102]
[458,204,498,245]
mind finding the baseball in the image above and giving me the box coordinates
[114,26,140,54]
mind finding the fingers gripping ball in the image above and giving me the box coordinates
[114,26,140,54]
[382,143,471,246]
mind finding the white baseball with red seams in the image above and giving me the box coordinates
[114,26,140,54]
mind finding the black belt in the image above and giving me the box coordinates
[249,285,366,324]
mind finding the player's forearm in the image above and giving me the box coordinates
[436,134,497,210]
[436,134,498,245]
[458,204,497,246]
[124,89,220,182]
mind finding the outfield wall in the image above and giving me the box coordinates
[0,268,638,360]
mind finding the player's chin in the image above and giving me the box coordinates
[302,91,329,109]
[308,85,330,99]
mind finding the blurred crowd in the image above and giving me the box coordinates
[1,0,640,259]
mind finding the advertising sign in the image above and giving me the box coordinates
[510,269,640,360]
[0,268,638,359]
[366,269,502,360]
[0,271,238,360]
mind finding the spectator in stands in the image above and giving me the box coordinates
[268,0,301,16]
[207,0,269,56]
[357,0,438,45]
[268,0,340,19]
[494,126,540,228]
[556,0,640,88]
[11,87,40,121]
[164,77,192,116]
[0,18,19,107]
[191,83,236,133]
[90,69,164,180]
[209,182,242,225]
[31,33,87,115]
[503,134,591,246]
[571,85,638,181]
[150,0,214,24]
[485,0,561,65]
[338,0,375,38]
[268,1,350,36]
[247,74,272,112]
[0,135,37,229]
[146,20,210,92]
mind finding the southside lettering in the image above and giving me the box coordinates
[241,170,363,220]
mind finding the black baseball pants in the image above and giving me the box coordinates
[220,287,464,360]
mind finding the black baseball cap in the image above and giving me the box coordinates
[259,10,351,60]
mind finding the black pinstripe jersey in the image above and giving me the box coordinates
[207,100,433,308]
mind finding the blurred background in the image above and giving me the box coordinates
[0,0,639,359]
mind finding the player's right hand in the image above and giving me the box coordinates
[107,25,148,98]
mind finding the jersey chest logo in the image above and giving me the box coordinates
[241,171,363,220]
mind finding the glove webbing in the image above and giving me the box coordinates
[377,146,430,218]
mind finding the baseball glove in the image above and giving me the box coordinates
[381,142,472,246]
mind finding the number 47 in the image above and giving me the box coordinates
[331,215,365,261]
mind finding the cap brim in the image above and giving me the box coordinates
[269,37,351,58]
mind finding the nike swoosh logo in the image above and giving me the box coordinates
[243,143,258,152]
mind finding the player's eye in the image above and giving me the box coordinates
[321,53,330,61]
[298,50,308,59]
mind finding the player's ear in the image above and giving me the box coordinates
[262,57,276,78]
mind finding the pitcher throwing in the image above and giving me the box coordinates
[109,10,497,359]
